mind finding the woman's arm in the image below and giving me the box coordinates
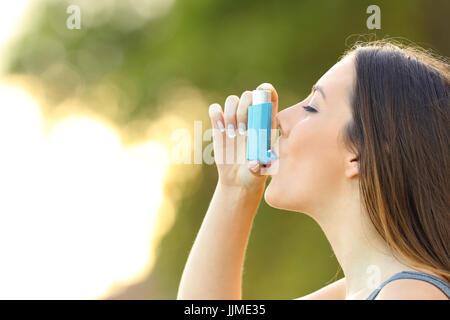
[176,182,265,300]
[177,83,278,300]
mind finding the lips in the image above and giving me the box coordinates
[271,142,279,159]
[263,144,279,169]
[262,148,279,174]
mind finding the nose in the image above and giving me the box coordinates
[275,104,299,138]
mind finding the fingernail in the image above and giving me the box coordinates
[238,122,246,135]
[249,160,259,172]
[257,83,271,89]
[227,124,236,138]
[217,120,225,132]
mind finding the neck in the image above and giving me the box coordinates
[312,185,414,299]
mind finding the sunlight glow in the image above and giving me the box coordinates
[0,1,31,49]
[0,82,170,299]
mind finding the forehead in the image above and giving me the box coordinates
[315,55,355,105]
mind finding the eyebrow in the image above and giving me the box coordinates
[312,84,326,100]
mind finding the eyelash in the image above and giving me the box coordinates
[303,105,318,113]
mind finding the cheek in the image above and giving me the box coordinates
[290,119,343,173]
[265,118,344,211]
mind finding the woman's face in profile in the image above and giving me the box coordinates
[265,55,358,215]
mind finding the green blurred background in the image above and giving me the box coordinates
[1,0,448,299]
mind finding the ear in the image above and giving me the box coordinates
[344,151,359,179]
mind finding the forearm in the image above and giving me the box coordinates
[177,182,265,300]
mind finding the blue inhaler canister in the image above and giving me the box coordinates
[247,90,278,165]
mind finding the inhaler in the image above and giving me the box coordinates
[246,89,278,165]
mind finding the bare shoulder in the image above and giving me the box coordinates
[294,277,346,300]
[376,278,449,300]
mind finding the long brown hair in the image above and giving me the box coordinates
[342,40,450,282]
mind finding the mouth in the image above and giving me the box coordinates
[261,148,279,172]
[260,138,280,169]
[271,142,279,159]
[262,149,277,167]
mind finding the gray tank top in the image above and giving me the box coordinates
[366,270,450,299]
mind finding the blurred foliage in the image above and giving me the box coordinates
[6,0,449,299]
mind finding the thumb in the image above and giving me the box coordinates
[247,160,261,176]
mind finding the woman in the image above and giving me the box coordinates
[177,41,450,300]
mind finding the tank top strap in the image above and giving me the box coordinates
[366,270,450,300]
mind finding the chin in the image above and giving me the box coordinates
[264,179,284,209]
[264,178,312,214]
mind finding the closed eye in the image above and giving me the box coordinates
[303,105,318,113]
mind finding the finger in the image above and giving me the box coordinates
[247,160,261,176]
[223,95,239,139]
[209,103,226,164]
[208,103,225,133]
[256,83,279,130]
[236,91,252,136]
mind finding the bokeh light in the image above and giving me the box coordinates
[0,81,172,298]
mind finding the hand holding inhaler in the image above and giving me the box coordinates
[208,83,279,191]
[247,89,278,165]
